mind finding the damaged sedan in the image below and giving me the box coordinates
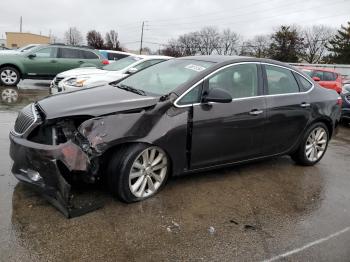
[9,56,342,217]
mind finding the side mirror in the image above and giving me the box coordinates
[126,67,138,74]
[312,76,320,81]
[203,88,232,103]
[27,54,36,59]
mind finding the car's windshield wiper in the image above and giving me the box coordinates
[114,84,146,96]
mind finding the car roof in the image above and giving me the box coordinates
[177,55,298,70]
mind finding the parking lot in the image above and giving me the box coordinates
[0,85,349,261]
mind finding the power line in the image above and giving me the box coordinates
[149,0,347,30]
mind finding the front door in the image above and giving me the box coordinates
[24,47,58,77]
[190,63,266,169]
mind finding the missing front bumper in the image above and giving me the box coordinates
[10,133,103,218]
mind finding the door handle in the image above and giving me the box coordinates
[300,102,310,108]
[78,61,84,63]
[51,60,57,63]
[249,109,264,116]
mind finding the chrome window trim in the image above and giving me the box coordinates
[174,62,315,108]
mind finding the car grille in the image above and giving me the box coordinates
[13,104,41,135]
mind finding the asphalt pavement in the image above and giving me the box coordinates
[0,87,350,261]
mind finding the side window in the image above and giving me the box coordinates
[295,73,313,91]
[59,48,82,59]
[208,63,258,99]
[265,65,299,95]
[313,71,324,80]
[323,71,337,81]
[177,84,203,105]
[33,47,55,58]
[107,53,129,60]
[82,50,98,59]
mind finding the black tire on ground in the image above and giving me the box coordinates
[0,66,21,86]
[291,122,329,166]
[107,143,170,203]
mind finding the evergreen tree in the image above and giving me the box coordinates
[268,26,304,62]
[327,22,350,64]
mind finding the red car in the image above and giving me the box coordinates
[299,67,343,93]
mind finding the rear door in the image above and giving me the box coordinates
[57,48,100,72]
[262,64,312,156]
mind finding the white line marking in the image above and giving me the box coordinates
[263,227,350,262]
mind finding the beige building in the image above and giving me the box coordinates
[6,32,50,49]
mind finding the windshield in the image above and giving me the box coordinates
[115,59,215,95]
[103,56,143,71]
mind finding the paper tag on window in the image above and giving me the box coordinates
[185,64,206,72]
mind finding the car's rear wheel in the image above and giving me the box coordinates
[291,122,329,166]
[0,67,20,86]
[107,144,169,202]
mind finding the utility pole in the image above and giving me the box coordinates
[20,16,22,33]
[139,21,145,54]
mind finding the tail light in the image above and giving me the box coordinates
[337,96,343,107]
[102,59,109,65]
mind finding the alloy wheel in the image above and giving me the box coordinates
[129,147,168,198]
[1,88,18,103]
[0,69,18,85]
[305,126,328,162]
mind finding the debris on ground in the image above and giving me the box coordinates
[208,226,215,235]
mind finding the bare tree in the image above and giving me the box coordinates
[216,29,240,55]
[197,26,220,55]
[64,27,83,46]
[302,25,334,63]
[241,35,271,58]
[86,30,104,49]
[105,30,121,50]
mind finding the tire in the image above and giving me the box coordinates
[0,67,20,86]
[291,122,329,166]
[107,144,170,203]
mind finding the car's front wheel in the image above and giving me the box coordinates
[107,144,169,202]
[0,67,20,86]
[291,122,329,166]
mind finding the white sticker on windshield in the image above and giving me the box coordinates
[185,64,206,72]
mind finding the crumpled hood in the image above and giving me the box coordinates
[38,84,159,119]
[57,67,105,78]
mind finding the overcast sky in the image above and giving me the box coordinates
[0,0,349,51]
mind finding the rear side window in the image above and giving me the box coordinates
[312,70,337,81]
[323,71,337,81]
[59,48,82,59]
[107,53,129,61]
[294,73,313,91]
[82,50,99,59]
[265,65,299,95]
